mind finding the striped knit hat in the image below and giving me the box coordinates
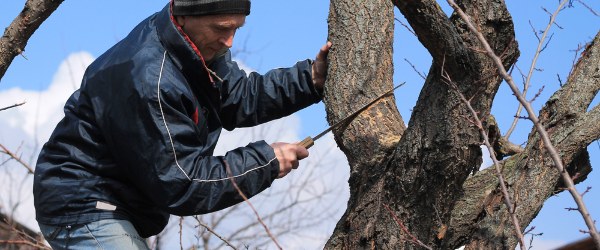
[173,0,251,16]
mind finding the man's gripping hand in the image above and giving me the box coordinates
[312,41,333,90]
[270,142,309,178]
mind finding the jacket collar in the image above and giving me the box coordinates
[155,2,215,85]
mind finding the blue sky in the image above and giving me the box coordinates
[1,0,599,249]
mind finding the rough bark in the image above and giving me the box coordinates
[0,0,64,81]
[323,0,597,249]
[323,0,406,245]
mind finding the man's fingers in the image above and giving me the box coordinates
[315,42,332,63]
[271,142,309,178]
[295,145,309,160]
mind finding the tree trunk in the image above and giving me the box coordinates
[324,0,599,249]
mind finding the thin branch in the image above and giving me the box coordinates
[581,187,592,197]
[447,0,600,248]
[540,33,555,53]
[0,216,50,250]
[504,1,567,140]
[194,216,237,250]
[569,43,586,78]
[0,240,49,249]
[440,65,527,250]
[0,101,26,112]
[542,7,564,29]
[0,144,34,174]
[223,160,283,250]
[383,203,432,250]
[179,217,184,250]
[576,0,600,16]
[529,85,545,103]
[404,58,427,80]
[528,20,541,42]
[526,229,543,250]
[394,17,416,36]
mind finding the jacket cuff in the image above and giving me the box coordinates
[252,140,280,180]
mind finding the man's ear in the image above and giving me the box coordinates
[175,16,186,27]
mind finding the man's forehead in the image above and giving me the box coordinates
[208,14,246,27]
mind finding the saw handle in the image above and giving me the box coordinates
[297,136,315,149]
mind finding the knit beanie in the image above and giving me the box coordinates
[173,0,251,16]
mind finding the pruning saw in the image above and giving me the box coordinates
[298,83,403,149]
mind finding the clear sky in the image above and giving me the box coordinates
[0,0,599,249]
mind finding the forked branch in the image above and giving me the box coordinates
[0,144,33,174]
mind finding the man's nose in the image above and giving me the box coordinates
[220,34,234,48]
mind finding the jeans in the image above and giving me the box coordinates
[38,219,150,250]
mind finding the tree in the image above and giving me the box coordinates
[1,0,599,249]
[323,0,599,249]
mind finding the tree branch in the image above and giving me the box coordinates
[448,0,598,248]
[393,0,476,75]
[0,101,26,112]
[0,144,34,174]
[0,0,65,80]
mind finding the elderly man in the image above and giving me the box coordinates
[33,0,331,248]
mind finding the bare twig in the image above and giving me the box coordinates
[525,228,543,250]
[540,33,554,53]
[0,240,49,249]
[179,217,184,250]
[504,0,568,140]
[383,203,432,250]
[569,43,586,78]
[440,66,527,250]
[581,187,592,197]
[395,17,417,36]
[524,226,536,235]
[529,86,545,103]
[528,20,541,41]
[404,58,426,80]
[447,0,600,248]
[557,73,564,87]
[194,216,237,250]
[0,101,25,112]
[576,0,600,16]
[0,215,50,249]
[0,144,33,174]
[542,7,564,29]
[223,160,283,249]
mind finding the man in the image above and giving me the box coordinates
[33,0,332,248]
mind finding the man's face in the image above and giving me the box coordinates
[176,14,246,62]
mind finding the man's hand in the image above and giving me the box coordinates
[312,41,333,90]
[270,142,309,178]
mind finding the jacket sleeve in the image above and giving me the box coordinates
[99,61,280,216]
[211,51,322,130]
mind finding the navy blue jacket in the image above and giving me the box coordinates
[33,4,321,237]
